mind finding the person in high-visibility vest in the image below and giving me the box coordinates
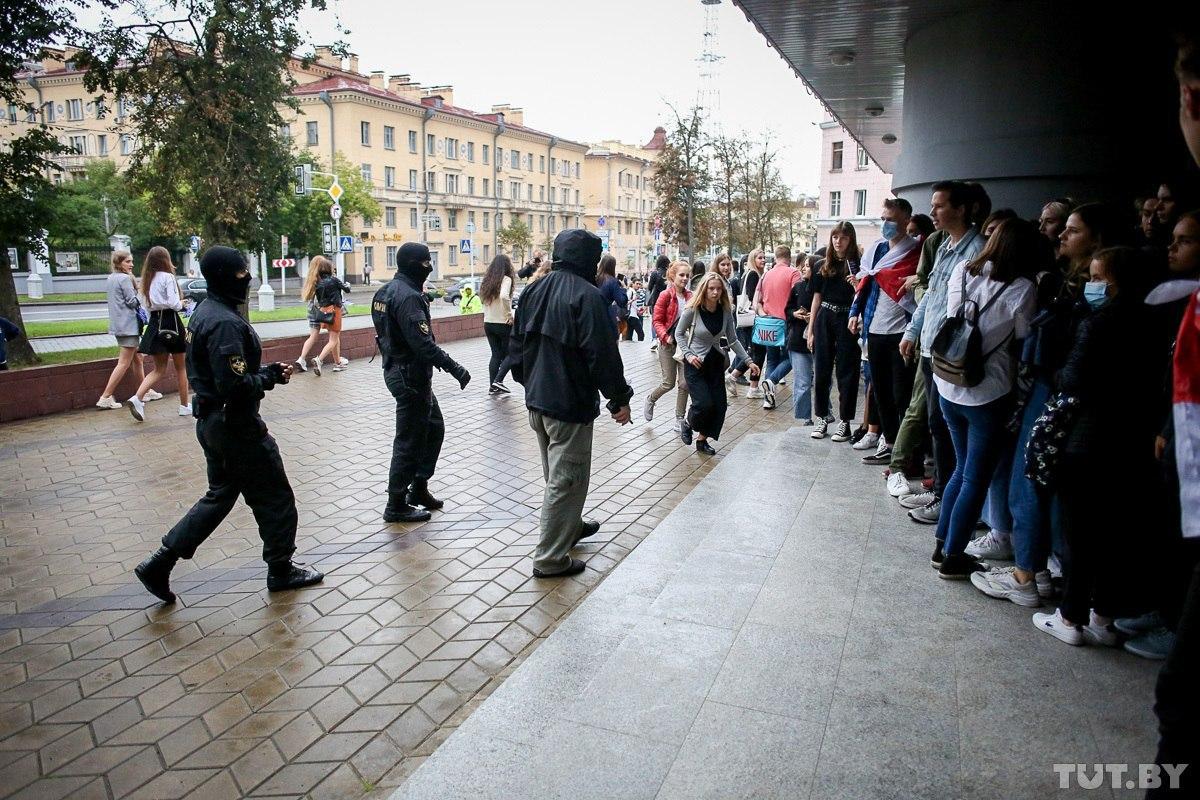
[459,285,482,314]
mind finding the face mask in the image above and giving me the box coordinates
[1083,281,1109,309]
[231,272,253,300]
[881,221,899,240]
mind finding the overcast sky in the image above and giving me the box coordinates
[293,0,826,194]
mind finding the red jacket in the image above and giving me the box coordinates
[653,286,692,341]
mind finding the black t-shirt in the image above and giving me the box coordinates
[699,305,723,335]
[810,270,855,307]
[784,279,815,353]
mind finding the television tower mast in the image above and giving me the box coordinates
[697,0,724,128]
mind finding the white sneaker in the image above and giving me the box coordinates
[1082,611,1119,647]
[747,387,764,399]
[331,365,344,372]
[965,530,1014,560]
[1032,609,1084,646]
[673,416,683,432]
[907,497,941,524]
[1035,570,1054,599]
[179,403,192,417]
[294,358,308,373]
[126,396,145,422]
[1047,553,1063,579]
[970,566,1042,607]
[724,373,738,399]
[761,379,776,408]
[886,471,912,498]
[95,395,122,410]
[899,490,934,509]
[338,357,349,366]
[852,431,880,451]
[143,389,164,401]
[643,395,655,422]
[311,357,322,377]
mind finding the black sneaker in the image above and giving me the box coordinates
[533,558,587,578]
[383,504,432,523]
[267,562,324,592]
[861,446,894,466]
[680,418,693,446]
[848,426,868,445]
[938,553,986,580]
[696,439,717,455]
[406,482,445,510]
[830,421,852,442]
[134,546,178,603]
[930,539,944,569]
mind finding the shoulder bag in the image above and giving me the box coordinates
[309,300,335,325]
[672,314,695,363]
[930,269,1012,387]
[751,315,785,347]
[155,309,184,348]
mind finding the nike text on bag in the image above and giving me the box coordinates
[751,315,786,347]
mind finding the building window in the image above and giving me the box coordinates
[448,209,458,230]
[445,174,459,194]
[306,121,318,146]
[361,163,372,183]
[539,154,545,173]
[483,178,490,197]
[446,137,458,159]
[573,162,580,178]
[97,134,108,157]
[854,189,867,217]
[538,185,544,202]
[385,206,396,227]
[386,245,397,267]
[362,216,372,228]
[482,144,489,164]
[510,150,519,169]
[548,216,555,233]
[384,125,395,150]
[119,134,133,155]
[426,133,435,154]
[550,157,557,175]
[510,181,521,200]
[467,176,475,195]
[468,211,476,230]
[384,166,395,189]
[526,183,533,200]
[574,190,580,205]
[363,246,374,269]
[360,121,370,146]
[539,215,545,232]
[279,123,291,140]
[483,212,490,231]
[425,171,436,192]
[549,186,556,204]
[857,145,869,169]
[482,244,490,262]
[449,245,458,266]
[408,130,417,153]
[496,213,503,228]
[66,98,82,120]
[410,208,418,227]
[467,142,475,162]
[409,169,418,190]
[831,141,844,172]
[68,134,86,154]
[829,191,842,217]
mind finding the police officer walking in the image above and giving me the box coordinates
[133,246,323,603]
[372,242,471,523]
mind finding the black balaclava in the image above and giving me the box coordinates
[396,242,433,285]
[551,229,602,281]
[200,246,251,303]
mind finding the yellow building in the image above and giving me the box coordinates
[581,129,664,275]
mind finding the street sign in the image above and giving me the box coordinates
[189,235,201,252]
[460,239,472,254]
[597,216,606,227]
[330,203,342,221]
[328,180,344,202]
[654,227,661,241]
[465,222,475,235]
[596,229,610,239]
[281,235,288,253]
[338,236,354,253]
[654,215,661,227]
[271,258,296,268]
[322,223,334,254]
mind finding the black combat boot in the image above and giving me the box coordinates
[406,480,445,510]
[383,503,432,523]
[267,561,324,592]
[134,546,179,603]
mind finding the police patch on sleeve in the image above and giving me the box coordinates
[418,321,431,335]
[229,355,247,375]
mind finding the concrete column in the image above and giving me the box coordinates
[891,1,1185,218]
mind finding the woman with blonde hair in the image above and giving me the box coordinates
[97,250,160,409]
[295,255,350,376]
[127,246,189,421]
[676,271,759,454]
[644,260,693,429]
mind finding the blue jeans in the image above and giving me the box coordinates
[936,393,1014,555]
[982,441,1015,535]
[788,351,813,421]
[765,345,791,384]
[1008,379,1055,572]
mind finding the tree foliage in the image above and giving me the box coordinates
[47,160,185,250]
[265,151,380,258]
[652,106,710,257]
[75,0,336,253]
[496,217,532,265]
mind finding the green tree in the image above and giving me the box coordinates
[0,0,92,366]
[47,160,185,251]
[497,218,532,266]
[76,0,339,253]
[652,106,710,257]
[709,133,747,256]
[266,152,380,259]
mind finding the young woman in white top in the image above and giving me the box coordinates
[97,250,160,409]
[128,246,190,421]
[931,219,1044,579]
[479,254,516,393]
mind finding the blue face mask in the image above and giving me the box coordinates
[1083,281,1109,309]
[881,220,899,240]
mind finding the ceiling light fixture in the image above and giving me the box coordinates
[881,133,897,144]
[829,48,855,66]
[865,105,884,117]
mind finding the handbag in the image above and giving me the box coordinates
[750,315,785,346]
[155,309,183,348]
[309,302,335,325]
[1023,392,1082,487]
[672,316,695,363]
[930,270,1012,387]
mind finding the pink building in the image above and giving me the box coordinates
[815,115,894,254]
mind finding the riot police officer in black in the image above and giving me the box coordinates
[372,242,471,523]
[133,246,323,603]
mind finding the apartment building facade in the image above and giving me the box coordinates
[815,115,894,252]
[581,128,664,274]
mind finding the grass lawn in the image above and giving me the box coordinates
[18,293,107,303]
[25,305,359,338]
[19,347,120,367]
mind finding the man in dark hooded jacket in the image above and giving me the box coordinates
[508,229,634,578]
[133,246,323,603]
[372,242,471,523]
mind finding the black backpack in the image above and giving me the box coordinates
[931,269,1012,388]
